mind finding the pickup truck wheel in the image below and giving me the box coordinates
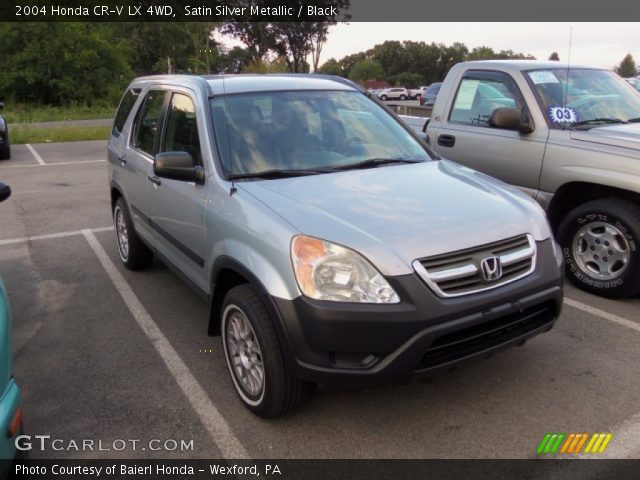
[558,198,640,298]
[0,143,9,160]
[221,285,309,418]
[113,197,153,270]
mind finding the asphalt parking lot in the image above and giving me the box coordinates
[0,140,639,460]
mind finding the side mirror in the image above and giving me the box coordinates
[0,182,11,202]
[489,107,534,133]
[155,152,204,184]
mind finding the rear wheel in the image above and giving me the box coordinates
[221,284,309,418]
[557,198,640,298]
[113,197,153,270]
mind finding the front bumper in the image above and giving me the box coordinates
[271,238,563,384]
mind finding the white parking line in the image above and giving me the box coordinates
[564,297,640,333]
[25,144,46,165]
[0,226,113,246]
[0,159,106,169]
[82,229,249,459]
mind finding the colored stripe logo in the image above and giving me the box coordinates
[537,433,613,454]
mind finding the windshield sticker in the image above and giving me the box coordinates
[549,106,578,124]
[453,79,480,110]
[528,71,560,85]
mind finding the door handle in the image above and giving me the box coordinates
[147,174,162,186]
[118,153,127,164]
[437,134,456,148]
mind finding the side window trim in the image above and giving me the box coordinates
[447,69,528,128]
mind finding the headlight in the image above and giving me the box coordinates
[291,235,400,303]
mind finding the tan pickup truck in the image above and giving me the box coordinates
[413,60,640,298]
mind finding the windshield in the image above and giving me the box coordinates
[526,68,640,129]
[210,90,430,178]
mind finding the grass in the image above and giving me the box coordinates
[2,102,116,124]
[11,125,110,144]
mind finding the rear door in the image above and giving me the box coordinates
[124,88,168,238]
[432,70,547,196]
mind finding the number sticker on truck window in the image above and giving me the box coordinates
[528,71,560,84]
[549,106,578,124]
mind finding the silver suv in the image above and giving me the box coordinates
[107,74,563,418]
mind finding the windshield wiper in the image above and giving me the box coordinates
[570,118,628,129]
[227,168,325,181]
[323,158,423,172]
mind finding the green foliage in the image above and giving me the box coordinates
[0,23,132,105]
[11,125,110,144]
[389,72,425,88]
[615,54,637,77]
[318,58,342,76]
[348,59,386,82]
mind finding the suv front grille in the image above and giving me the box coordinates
[412,234,536,297]
[415,301,555,371]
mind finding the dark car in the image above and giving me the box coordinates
[0,103,10,160]
[420,82,443,106]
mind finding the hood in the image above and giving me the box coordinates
[239,160,550,276]
[571,123,640,153]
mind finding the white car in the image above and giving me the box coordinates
[377,88,408,101]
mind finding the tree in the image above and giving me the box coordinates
[467,46,498,61]
[0,23,132,105]
[318,58,342,76]
[220,22,276,64]
[615,54,637,77]
[348,59,386,82]
[338,52,367,77]
[549,52,560,61]
[390,72,425,88]
[219,46,253,74]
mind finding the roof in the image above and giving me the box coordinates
[459,60,603,72]
[131,73,359,96]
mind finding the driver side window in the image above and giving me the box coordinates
[450,71,522,127]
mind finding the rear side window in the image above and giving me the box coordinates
[132,90,166,156]
[161,93,202,165]
[112,88,139,137]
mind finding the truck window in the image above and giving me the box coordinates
[449,71,521,127]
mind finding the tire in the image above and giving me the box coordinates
[0,143,9,160]
[557,198,640,298]
[380,95,388,101]
[221,284,309,418]
[400,94,406,100]
[113,197,153,270]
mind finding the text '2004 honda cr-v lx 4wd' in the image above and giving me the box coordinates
[107,74,564,418]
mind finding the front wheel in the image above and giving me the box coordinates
[221,285,309,418]
[380,95,388,101]
[557,198,640,298]
[399,94,406,100]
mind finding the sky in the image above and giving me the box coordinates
[219,23,640,71]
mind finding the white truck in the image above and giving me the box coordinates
[405,60,640,298]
